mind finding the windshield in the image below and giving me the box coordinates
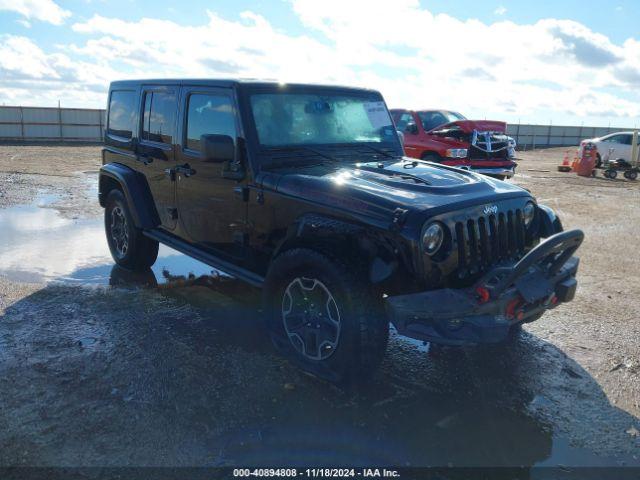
[249,93,397,147]
[418,110,466,131]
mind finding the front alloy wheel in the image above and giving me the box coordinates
[282,277,341,361]
[264,248,389,384]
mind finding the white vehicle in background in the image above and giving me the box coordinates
[580,131,639,168]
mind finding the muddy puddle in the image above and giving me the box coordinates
[1,194,639,473]
[0,191,219,286]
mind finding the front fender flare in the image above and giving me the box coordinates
[272,213,404,284]
[537,204,563,238]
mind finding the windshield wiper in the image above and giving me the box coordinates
[261,145,341,169]
[348,144,398,159]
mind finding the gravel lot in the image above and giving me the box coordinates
[0,144,638,470]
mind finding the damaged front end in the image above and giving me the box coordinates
[433,121,518,178]
[386,230,583,345]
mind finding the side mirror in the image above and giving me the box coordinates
[405,123,418,135]
[201,134,235,163]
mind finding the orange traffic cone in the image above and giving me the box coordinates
[558,150,572,172]
[571,151,580,171]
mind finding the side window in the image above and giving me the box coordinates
[107,90,136,140]
[141,91,176,144]
[185,93,236,152]
[621,134,633,145]
[394,113,414,131]
[603,134,623,144]
[400,113,415,132]
[421,112,448,131]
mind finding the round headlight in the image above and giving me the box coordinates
[422,223,444,255]
[523,201,535,227]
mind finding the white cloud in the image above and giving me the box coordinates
[0,0,71,25]
[0,35,116,107]
[2,0,640,124]
[494,6,507,15]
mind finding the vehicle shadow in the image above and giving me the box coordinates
[0,267,638,473]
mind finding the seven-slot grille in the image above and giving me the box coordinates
[454,209,526,276]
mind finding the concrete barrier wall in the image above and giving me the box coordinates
[0,106,105,142]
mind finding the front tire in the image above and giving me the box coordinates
[264,248,388,383]
[104,189,159,271]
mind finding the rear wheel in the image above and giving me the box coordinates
[264,248,389,384]
[104,189,159,271]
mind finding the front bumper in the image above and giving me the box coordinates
[470,166,516,178]
[443,161,516,178]
[385,230,583,346]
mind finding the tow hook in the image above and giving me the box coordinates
[476,286,490,304]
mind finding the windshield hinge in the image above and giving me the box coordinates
[390,208,409,231]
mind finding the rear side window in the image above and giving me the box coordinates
[185,94,236,151]
[141,91,176,144]
[107,90,136,139]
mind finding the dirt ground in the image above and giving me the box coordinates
[0,144,102,217]
[0,144,638,470]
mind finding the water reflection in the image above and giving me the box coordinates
[0,194,218,285]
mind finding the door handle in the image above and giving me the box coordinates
[175,163,196,177]
[136,154,153,165]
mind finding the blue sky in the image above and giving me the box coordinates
[1,0,639,127]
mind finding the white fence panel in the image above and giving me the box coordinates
[0,104,635,146]
[0,105,104,142]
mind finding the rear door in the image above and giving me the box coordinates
[175,86,247,260]
[137,85,178,230]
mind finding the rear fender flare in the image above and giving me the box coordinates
[99,163,160,229]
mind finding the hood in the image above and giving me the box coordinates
[266,158,529,222]
[432,119,507,134]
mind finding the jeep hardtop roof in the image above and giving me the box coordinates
[109,78,380,94]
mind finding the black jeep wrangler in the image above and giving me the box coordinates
[99,79,583,382]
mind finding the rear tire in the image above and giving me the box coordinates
[264,248,389,384]
[104,189,159,271]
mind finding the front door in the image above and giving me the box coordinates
[175,87,247,260]
[138,86,178,230]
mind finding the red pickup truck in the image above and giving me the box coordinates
[391,109,517,179]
